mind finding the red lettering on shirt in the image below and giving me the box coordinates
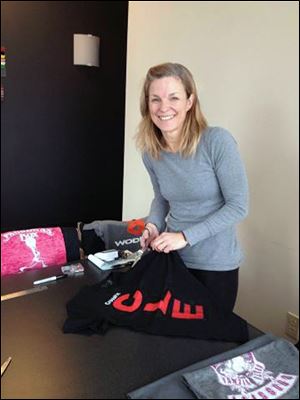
[113,290,142,312]
[144,290,171,314]
[112,289,204,320]
[172,299,204,319]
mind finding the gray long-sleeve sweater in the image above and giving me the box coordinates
[142,126,249,271]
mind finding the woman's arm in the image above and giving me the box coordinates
[142,153,170,233]
[183,130,249,246]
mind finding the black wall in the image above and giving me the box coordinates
[1,1,128,231]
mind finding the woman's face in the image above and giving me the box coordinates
[148,76,193,140]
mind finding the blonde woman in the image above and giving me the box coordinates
[137,63,249,313]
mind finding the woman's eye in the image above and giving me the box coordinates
[151,98,159,103]
[171,97,179,101]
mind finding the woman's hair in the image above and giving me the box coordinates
[135,62,208,159]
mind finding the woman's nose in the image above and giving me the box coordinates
[159,100,171,112]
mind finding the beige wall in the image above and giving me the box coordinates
[123,1,299,340]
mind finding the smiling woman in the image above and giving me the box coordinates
[137,62,207,160]
[135,62,249,315]
[148,76,194,152]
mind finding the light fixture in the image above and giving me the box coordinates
[73,34,100,67]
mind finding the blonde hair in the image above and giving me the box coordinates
[135,63,208,159]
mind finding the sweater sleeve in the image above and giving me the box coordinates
[183,130,249,246]
[142,153,169,233]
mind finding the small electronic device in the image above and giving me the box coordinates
[61,263,84,276]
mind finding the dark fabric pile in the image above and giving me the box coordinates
[63,251,249,343]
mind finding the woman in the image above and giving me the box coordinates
[137,62,249,313]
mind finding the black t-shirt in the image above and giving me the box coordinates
[63,251,249,343]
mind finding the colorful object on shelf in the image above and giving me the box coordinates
[1,46,6,77]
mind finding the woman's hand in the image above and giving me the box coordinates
[150,232,188,253]
[140,223,159,250]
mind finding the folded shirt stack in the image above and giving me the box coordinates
[127,333,299,399]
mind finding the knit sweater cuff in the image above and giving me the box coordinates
[146,218,166,234]
[183,223,211,247]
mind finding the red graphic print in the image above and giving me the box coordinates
[112,290,143,312]
[127,219,145,236]
[112,289,205,320]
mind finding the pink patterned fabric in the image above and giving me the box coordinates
[1,227,67,276]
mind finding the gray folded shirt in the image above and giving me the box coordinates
[127,333,276,399]
[183,338,299,399]
[83,219,145,252]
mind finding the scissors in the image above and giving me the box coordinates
[1,356,12,377]
[131,248,149,268]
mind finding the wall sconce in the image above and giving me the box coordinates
[73,34,100,67]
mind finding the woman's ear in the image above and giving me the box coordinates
[186,93,194,111]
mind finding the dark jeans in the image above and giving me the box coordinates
[188,267,239,314]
